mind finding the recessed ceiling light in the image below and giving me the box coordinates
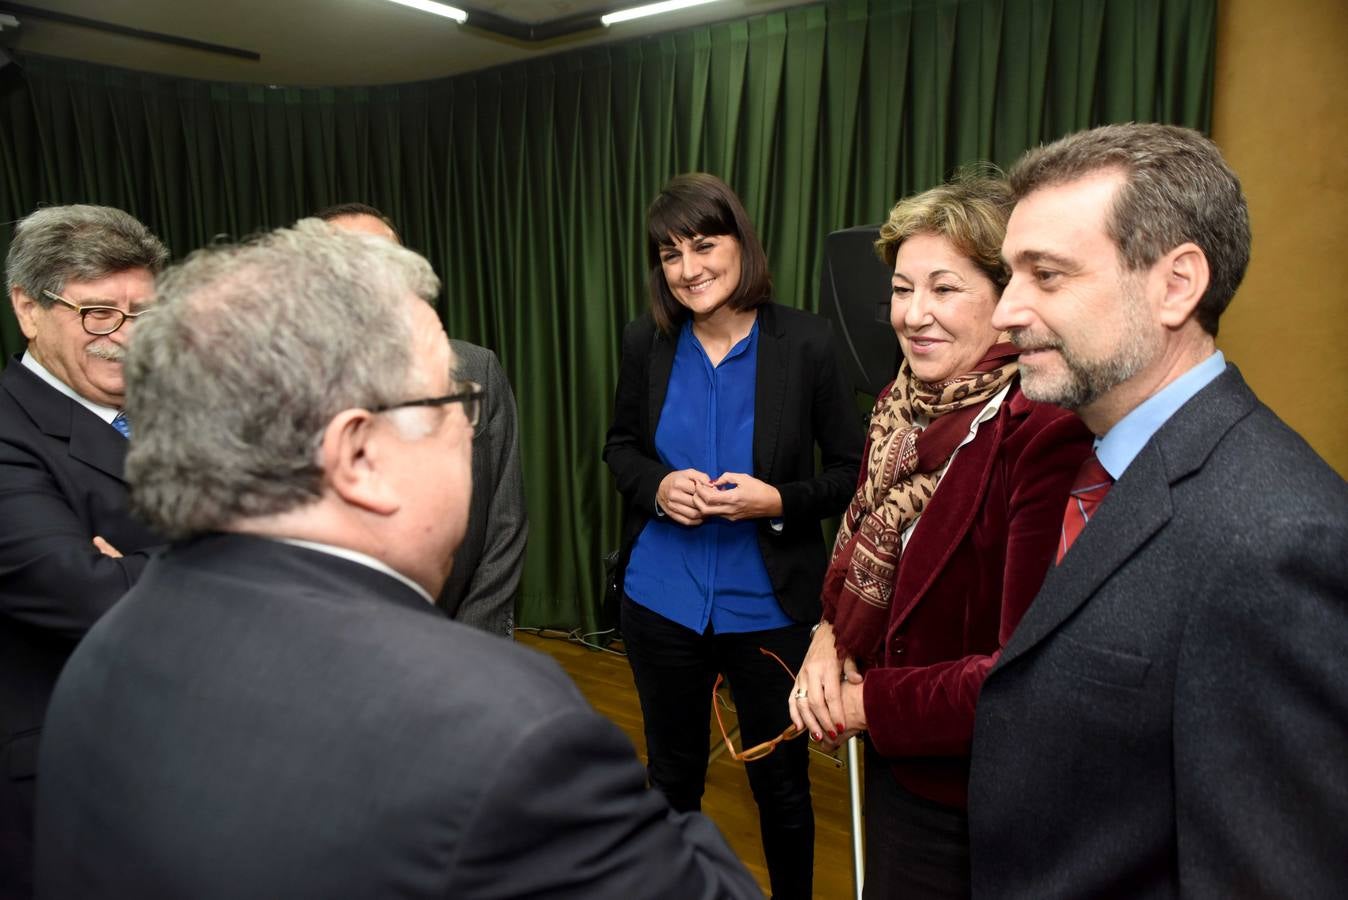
[383,0,468,25]
[601,0,723,27]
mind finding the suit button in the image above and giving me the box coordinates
[891,637,905,656]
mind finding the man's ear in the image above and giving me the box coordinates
[12,287,41,340]
[318,409,400,516]
[1155,242,1210,330]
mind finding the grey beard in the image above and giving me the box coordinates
[1012,327,1155,411]
[1011,278,1157,411]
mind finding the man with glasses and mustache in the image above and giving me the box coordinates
[969,123,1348,896]
[33,221,760,899]
[1,204,169,896]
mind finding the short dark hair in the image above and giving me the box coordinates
[312,202,401,244]
[1009,123,1250,336]
[645,173,771,335]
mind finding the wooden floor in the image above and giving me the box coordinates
[519,630,859,899]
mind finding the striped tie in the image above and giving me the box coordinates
[1056,453,1113,564]
[111,411,132,439]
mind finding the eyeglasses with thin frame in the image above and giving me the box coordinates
[369,381,484,428]
[41,290,147,336]
[712,647,805,763]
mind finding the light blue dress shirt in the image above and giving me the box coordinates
[1096,350,1228,479]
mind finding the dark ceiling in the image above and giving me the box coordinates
[0,0,817,86]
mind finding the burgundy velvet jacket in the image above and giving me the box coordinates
[858,381,1092,809]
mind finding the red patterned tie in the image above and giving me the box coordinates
[1056,453,1113,564]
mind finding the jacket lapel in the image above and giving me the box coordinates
[646,327,676,449]
[753,305,786,478]
[68,408,130,482]
[996,365,1258,670]
[3,358,128,482]
[890,402,1006,627]
[996,444,1173,668]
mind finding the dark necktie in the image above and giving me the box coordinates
[111,411,132,439]
[1056,452,1113,564]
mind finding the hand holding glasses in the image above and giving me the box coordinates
[712,647,806,762]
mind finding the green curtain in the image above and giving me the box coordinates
[0,0,1215,632]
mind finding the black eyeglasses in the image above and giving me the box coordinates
[370,381,484,428]
[42,290,147,336]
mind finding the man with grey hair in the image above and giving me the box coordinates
[970,123,1348,895]
[33,221,761,899]
[315,202,526,639]
[1,203,168,895]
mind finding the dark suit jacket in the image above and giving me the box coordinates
[859,384,1091,810]
[0,356,163,891]
[969,366,1348,897]
[438,340,527,638]
[604,304,864,623]
[35,535,763,899]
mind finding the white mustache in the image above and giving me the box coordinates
[86,344,125,362]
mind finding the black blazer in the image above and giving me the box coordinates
[604,303,864,623]
[36,535,763,899]
[968,366,1348,897]
[0,357,162,773]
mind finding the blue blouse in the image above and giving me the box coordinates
[623,318,792,635]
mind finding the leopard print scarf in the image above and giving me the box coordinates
[823,342,1018,663]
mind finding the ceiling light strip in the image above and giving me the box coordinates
[601,0,722,27]
[383,0,469,25]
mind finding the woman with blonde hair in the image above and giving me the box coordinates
[789,173,1092,897]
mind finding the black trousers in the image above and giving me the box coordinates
[0,740,34,900]
[621,596,814,900]
[863,738,971,899]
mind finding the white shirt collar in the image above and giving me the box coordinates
[276,538,436,605]
[902,381,1013,548]
[21,351,120,424]
[960,380,1013,446]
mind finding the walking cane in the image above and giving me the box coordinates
[847,734,864,899]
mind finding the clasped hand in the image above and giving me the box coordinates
[788,620,865,750]
[656,469,782,526]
